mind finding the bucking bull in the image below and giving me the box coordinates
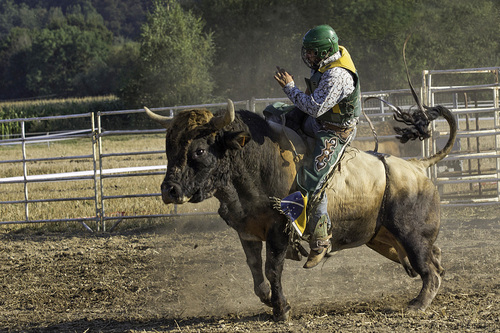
[144,97,457,321]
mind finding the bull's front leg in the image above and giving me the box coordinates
[265,220,290,321]
[239,237,272,307]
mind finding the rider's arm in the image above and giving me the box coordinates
[283,67,355,118]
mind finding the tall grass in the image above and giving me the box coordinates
[0,95,125,136]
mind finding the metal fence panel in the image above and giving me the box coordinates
[423,67,500,206]
[1,67,498,230]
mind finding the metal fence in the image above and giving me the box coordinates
[423,68,499,206]
[0,67,498,230]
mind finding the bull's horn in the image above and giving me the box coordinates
[211,99,235,130]
[144,106,171,129]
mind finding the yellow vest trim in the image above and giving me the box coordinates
[318,46,356,114]
[318,46,357,74]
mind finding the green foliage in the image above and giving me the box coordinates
[189,0,308,100]
[410,0,500,71]
[0,3,116,99]
[90,0,151,39]
[188,0,499,96]
[120,0,215,108]
[26,23,112,96]
[0,96,125,135]
[0,106,21,136]
[0,0,499,106]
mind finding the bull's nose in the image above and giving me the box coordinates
[161,182,186,204]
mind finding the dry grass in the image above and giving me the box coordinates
[0,133,219,231]
[0,95,120,109]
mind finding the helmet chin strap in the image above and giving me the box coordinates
[315,50,340,69]
[316,52,331,67]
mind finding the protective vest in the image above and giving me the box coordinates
[305,46,361,126]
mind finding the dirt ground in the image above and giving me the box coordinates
[0,205,498,332]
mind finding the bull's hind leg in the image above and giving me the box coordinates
[405,241,443,312]
[385,190,444,312]
[367,226,417,277]
[239,237,272,307]
[432,245,445,277]
[393,223,442,310]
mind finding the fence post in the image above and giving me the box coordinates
[97,111,105,231]
[250,97,256,112]
[21,121,29,222]
[91,112,101,231]
[494,74,500,202]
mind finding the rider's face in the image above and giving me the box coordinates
[304,49,320,66]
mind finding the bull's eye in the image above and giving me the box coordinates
[194,149,205,157]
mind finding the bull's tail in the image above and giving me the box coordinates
[394,105,457,168]
[420,106,457,168]
[392,35,457,169]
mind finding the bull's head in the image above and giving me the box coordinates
[145,100,250,204]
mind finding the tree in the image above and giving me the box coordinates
[0,4,114,99]
[188,0,309,100]
[1,0,499,102]
[26,21,112,96]
[120,0,215,107]
[90,0,151,40]
[0,27,32,98]
[187,0,499,97]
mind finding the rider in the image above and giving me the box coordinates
[273,24,361,268]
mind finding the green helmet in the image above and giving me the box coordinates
[302,25,339,68]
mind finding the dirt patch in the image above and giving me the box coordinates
[0,206,499,332]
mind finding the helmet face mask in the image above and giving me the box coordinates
[301,25,339,69]
[301,46,324,69]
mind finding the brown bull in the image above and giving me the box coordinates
[145,99,457,321]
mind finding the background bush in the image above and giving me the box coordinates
[0,0,498,123]
[0,96,125,135]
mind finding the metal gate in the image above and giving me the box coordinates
[1,67,498,230]
[423,67,500,206]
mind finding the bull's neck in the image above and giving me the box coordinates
[215,138,297,214]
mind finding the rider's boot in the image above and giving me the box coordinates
[304,214,332,268]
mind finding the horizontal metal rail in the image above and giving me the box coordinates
[423,67,500,75]
[0,165,166,184]
[0,154,94,165]
[0,217,98,226]
[1,196,95,205]
[0,112,93,124]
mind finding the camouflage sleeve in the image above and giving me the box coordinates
[283,67,355,118]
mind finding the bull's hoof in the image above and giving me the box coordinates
[407,298,429,313]
[260,295,273,308]
[273,303,291,321]
[256,282,272,307]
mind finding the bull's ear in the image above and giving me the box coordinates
[224,131,251,149]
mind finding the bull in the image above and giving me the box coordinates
[144,99,457,321]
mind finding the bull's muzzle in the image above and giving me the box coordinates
[161,182,189,204]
